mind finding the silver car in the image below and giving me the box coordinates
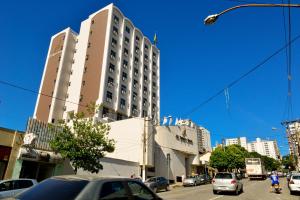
[212,172,243,195]
[289,173,300,195]
[0,179,37,199]
[183,175,201,187]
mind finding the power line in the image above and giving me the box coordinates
[183,33,300,117]
[0,80,85,107]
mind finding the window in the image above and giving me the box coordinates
[14,180,33,190]
[127,181,155,200]
[144,54,148,62]
[114,15,119,24]
[152,61,156,66]
[133,80,138,88]
[99,181,128,199]
[117,114,123,120]
[106,91,113,102]
[152,92,156,100]
[84,66,87,73]
[144,65,148,71]
[135,36,140,42]
[134,68,139,77]
[125,37,129,45]
[135,46,139,54]
[110,50,116,60]
[152,82,156,88]
[143,98,147,106]
[111,38,117,47]
[82,80,85,86]
[132,105,137,113]
[134,57,139,65]
[87,42,91,48]
[152,72,156,77]
[85,55,89,61]
[15,178,88,200]
[0,181,13,192]
[108,77,114,86]
[121,85,127,94]
[109,63,115,73]
[143,86,148,95]
[153,52,157,59]
[152,104,156,112]
[125,26,130,34]
[122,72,127,81]
[124,48,129,57]
[113,26,118,35]
[144,75,148,83]
[143,110,148,117]
[123,60,128,69]
[144,44,149,50]
[133,92,137,101]
[120,98,126,109]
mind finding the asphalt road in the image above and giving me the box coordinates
[158,178,300,200]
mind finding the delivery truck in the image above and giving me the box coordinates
[245,158,267,180]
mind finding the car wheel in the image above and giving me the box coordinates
[235,187,239,195]
[194,182,197,186]
[290,190,294,195]
[166,185,170,191]
[213,190,218,194]
[153,187,157,193]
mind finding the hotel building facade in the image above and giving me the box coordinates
[34,3,160,123]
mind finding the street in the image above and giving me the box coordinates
[158,178,300,200]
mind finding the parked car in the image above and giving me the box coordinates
[11,175,162,200]
[0,178,37,199]
[144,177,169,193]
[200,174,212,184]
[212,172,243,195]
[183,175,201,186]
[288,173,300,195]
[287,171,298,182]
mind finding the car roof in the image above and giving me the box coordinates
[50,175,133,182]
[291,173,300,177]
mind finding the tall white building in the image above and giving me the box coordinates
[198,127,212,152]
[34,3,160,123]
[225,137,247,149]
[247,138,280,160]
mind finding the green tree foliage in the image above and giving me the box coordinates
[209,146,228,171]
[281,155,296,170]
[210,144,281,171]
[50,106,115,174]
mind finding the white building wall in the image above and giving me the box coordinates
[247,138,280,160]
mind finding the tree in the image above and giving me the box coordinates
[281,155,296,170]
[225,145,249,171]
[50,106,115,174]
[209,146,228,171]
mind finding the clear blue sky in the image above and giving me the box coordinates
[1,0,299,156]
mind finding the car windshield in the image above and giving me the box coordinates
[15,178,89,200]
[145,177,156,182]
[215,173,232,179]
[292,176,300,180]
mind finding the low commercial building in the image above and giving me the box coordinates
[0,127,23,180]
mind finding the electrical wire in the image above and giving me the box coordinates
[183,33,300,117]
[0,80,85,107]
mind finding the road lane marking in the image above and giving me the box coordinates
[208,196,224,200]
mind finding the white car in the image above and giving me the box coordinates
[289,173,300,195]
[0,179,37,199]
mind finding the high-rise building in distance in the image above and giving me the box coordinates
[34,4,160,123]
[225,137,247,149]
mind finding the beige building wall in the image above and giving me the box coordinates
[0,127,23,180]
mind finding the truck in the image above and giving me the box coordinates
[245,158,267,180]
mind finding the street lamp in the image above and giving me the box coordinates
[204,4,300,25]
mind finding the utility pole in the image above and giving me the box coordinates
[142,117,152,182]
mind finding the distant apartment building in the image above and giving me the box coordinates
[225,137,247,149]
[34,3,160,123]
[198,127,212,152]
[247,138,280,160]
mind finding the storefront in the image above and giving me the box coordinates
[0,127,23,180]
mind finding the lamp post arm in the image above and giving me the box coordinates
[218,4,300,16]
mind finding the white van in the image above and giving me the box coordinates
[0,179,37,199]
